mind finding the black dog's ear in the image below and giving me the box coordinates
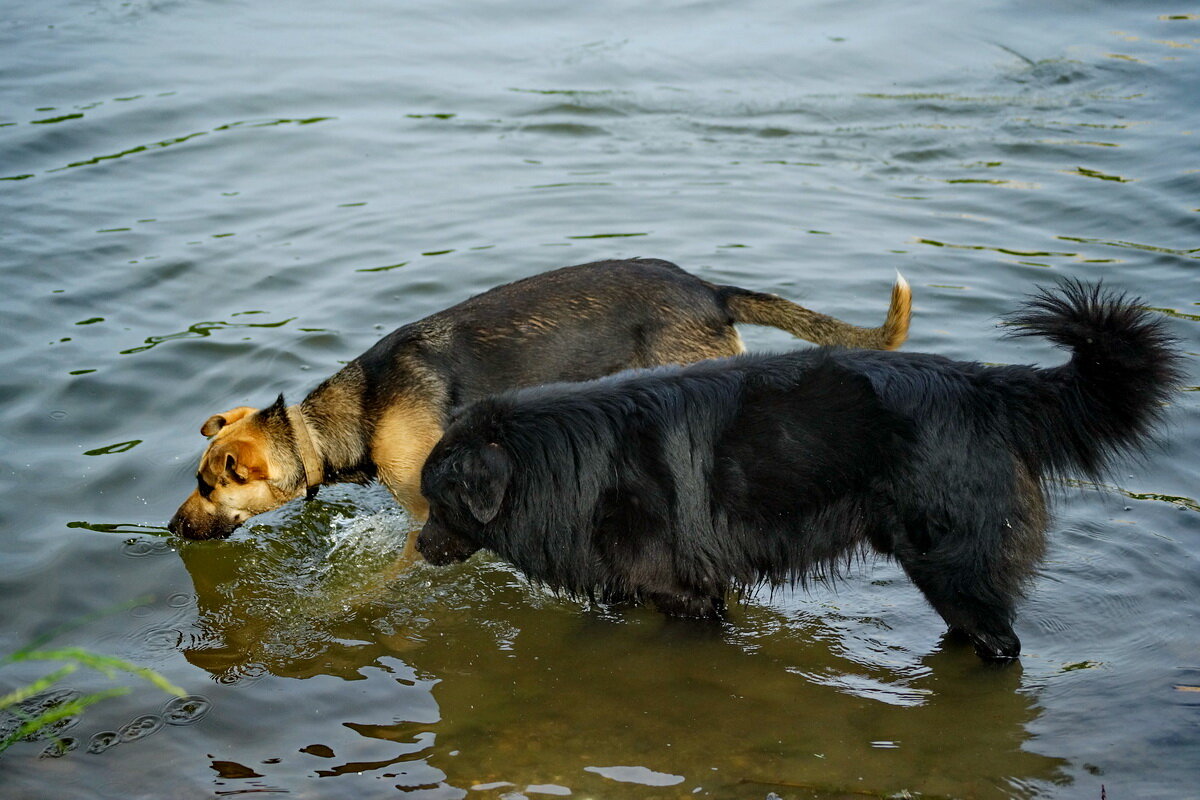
[461,442,512,524]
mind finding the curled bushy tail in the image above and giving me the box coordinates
[1004,278,1184,480]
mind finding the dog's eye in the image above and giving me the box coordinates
[196,475,215,498]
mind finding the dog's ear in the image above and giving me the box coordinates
[201,406,257,437]
[461,442,512,524]
[223,440,268,482]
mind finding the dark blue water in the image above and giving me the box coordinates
[2,1,1198,797]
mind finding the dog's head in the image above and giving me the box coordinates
[169,396,307,540]
[416,433,513,566]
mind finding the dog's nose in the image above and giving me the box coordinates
[415,532,452,565]
[167,511,194,538]
[414,532,441,563]
[167,510,235,540]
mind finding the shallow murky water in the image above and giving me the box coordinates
[2,1,1198,798]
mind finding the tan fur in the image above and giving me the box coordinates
[650,324,746,366]
[882,275,913,350]
[301,363,370,472]
[371,398,445,522]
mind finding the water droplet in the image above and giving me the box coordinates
[122,538,173,558]
[120,714,164,742]
[39,737,78,758]
[122,539,155,557]
[144,627,184,649]
[162,695,211,726]
[87,730,121,754]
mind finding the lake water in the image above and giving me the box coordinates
[1,1,1198,797]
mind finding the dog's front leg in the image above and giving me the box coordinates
[378,469,430,523]
[371,403,443,524]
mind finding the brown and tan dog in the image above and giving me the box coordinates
[168,258,911,539]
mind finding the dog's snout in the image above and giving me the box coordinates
[167,510,191,538]
[414,530,451,565]
[168,494,241,540]
[416,524,478,566]
[168,512,237,540]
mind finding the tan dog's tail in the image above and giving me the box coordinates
[720,272,911,350]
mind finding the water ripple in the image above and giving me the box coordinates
[17,117,336,179]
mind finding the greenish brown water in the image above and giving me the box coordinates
[2,1,1199,798]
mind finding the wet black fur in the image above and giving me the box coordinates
[417,281,1182,660]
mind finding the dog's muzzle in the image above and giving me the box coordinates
[415,522,480,565]
[167,509,240,540]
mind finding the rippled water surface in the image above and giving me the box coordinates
[2,1,1198,798]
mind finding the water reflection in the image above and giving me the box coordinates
[174,509,1069,798]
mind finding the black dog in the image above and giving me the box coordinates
[417,281,1181,660]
